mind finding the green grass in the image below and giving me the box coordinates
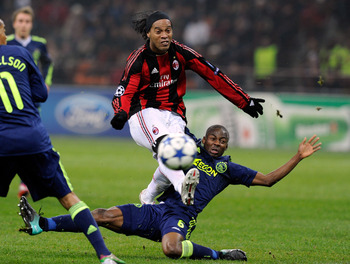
[1,136,349,264]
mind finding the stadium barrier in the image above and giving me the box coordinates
[42,86,350,151]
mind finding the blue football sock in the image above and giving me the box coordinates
[40,214,79,232]
[47,217,57,230]
[69,201,110,258]
[47,214,78,231]
[181,240,219,259]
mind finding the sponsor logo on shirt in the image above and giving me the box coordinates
[193,158,218,177]
[149,74,178,88]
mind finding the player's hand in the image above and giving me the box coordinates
[298,135,322,159]
[242,97,265,118]
[110,110,128,130]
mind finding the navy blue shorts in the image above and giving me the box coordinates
[0,149,73,201]
[118,203,197,242]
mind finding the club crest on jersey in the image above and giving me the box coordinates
[216,162,227,173]
[114,85,125,97]
[152,126,159,135]
[172,60,179,70]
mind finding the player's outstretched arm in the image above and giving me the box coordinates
[251,135,321,187]
[298,135,322,159]
[242,97,265,118]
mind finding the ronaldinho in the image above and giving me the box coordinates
[0,55,26,72]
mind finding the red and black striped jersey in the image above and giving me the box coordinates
[112,39,251,121]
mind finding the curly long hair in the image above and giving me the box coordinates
[131,11,153,40]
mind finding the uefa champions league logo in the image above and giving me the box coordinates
[114,85,125,97]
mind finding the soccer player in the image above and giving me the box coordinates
[110,11,265,205]
[18,125,321,261]
[0,19,124,264]
[6,6,54,198]
[7,6,53,88]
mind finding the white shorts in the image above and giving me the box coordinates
[128,108,186,154]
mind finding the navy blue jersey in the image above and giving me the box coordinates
[7,34,53,86]
[157,144,257,219]
[118,146,257,242]
[0,45,52,156]
[118,131,257,241]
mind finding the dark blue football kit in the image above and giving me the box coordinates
[0,45,71,201]
[39,132,256,261]
[7,34,53,86]
[118,139,257,241]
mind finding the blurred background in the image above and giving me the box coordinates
[2,0,350,93]
[1,0,350,150]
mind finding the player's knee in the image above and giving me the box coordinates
[92,207,123,228]
[91,208,106,224]
[162,240,182,259]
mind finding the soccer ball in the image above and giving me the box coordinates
[158,133,197,170]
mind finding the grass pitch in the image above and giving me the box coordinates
[1,136,349,264]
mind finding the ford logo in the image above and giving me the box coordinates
[55,93,113,134]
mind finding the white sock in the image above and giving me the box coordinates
[145,167,171,201]
[157,156,185,194]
